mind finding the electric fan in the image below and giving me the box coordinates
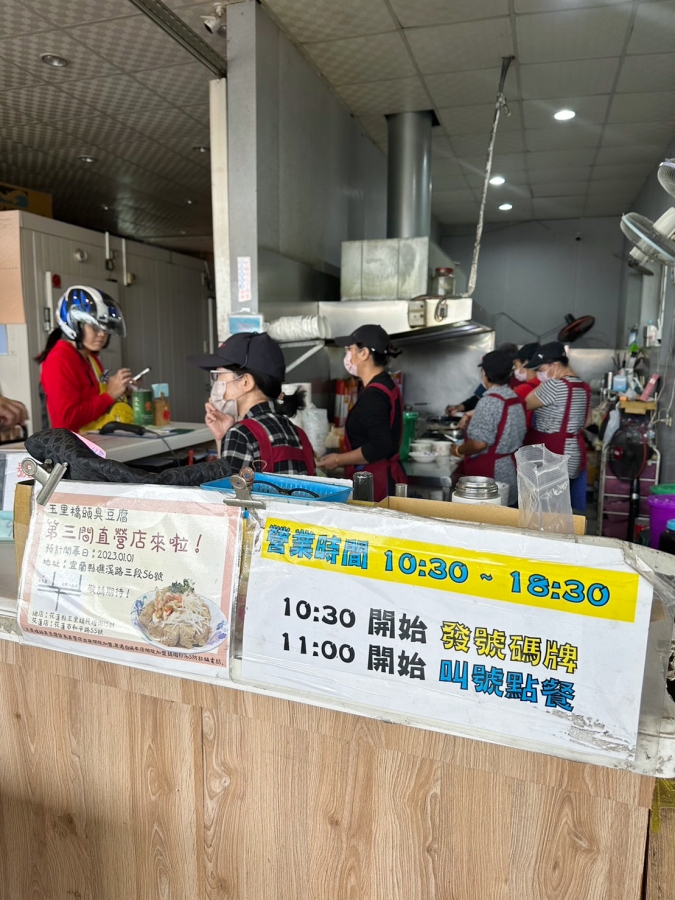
[608,425,648,542]
[621,209,675,266]
[557,313,595,343]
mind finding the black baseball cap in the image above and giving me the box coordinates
[528,340,568,370]
[479,349,514,384]
[333,324,391,354]
[515,342,540,367]
[189,331,286,382]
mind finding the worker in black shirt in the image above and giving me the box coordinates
[319,324,407,501]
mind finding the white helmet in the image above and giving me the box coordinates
[57,286,126,342]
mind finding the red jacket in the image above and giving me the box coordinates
[41,339,114,432]
[514,377,541,428]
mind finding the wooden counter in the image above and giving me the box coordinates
[0,637,658,900]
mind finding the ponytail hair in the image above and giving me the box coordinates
[225,365,307,419]
[359,341,402,368]
[35,328,63,364]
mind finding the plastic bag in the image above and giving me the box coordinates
[302,405,330,456]
[516,444,574,534]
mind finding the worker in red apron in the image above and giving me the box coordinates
[319,324,407,501]
[525,341,591,510]
[451,349,526,506]
[512,342,541,428]
[191,332,315,476]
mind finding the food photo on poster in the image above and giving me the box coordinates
[239,501,654,763]
[17,483,242,678]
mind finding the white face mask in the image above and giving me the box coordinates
[514,367,528,382]
[537,368,551,383]
[209,379,238,417]
[344,349,359,377]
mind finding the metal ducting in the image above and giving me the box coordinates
[386,111,433,240]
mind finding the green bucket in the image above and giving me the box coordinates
[650,484,675,496]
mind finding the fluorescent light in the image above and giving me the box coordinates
[499,203,513,211]
[554,109,575,121]
[78,155,97,164]
[41,53,69,67]
[490,175,505,186]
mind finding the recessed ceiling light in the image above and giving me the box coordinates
[490,175,505,186]
[554,109,576,121]
[186,199,193,205]
[180,230,187,235]
[78,155,97,164]
[499,203,513,211]
[101,204,111,211]
[41,53,69,67]
[192,145,209,153]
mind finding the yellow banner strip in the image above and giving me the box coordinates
[261,518,639,623]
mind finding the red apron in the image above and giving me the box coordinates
[462,394,523,480]
[525,378,591,471]
[238,418,316,475]
[345,381,407,502]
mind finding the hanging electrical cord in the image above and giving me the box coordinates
[461,55,515,299]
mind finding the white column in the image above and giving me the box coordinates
[209,76,231,341]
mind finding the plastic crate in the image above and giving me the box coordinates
[202,472,352,504]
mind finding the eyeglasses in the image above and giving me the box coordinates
[254,480,319,498]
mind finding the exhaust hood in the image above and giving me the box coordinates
[318,236,494,345]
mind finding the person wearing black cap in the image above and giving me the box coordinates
[512,342,541,428]
[450,349,526,506]
[446,342,520,416]
[190,332,316,476]
[319,324,406,501]
[524,341,591,509]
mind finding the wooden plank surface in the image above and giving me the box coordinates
[0,642,656,900]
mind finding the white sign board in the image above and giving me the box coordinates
[242,504,653,761]
[19,484,241,679]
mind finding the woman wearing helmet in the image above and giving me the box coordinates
[37,286,133,432]
[190,332,315,475]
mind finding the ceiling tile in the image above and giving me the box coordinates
[528,165,592,182]
[70,15,194,74]
[451,132,525,156]
[533,196,586,217]
[181,102,210,127]
[134,62,212,107]
[116,107,211,156]
[303,32,414,86]
[425,67,506,108]
[431,133,453,157]
[627,1,675,56]
[616,53,675,93]
[23,0,136,28]
[262,0,395,42]
[431,172,472,191]
[2,82,103,122]
[525,125,602,151]
[608,91,675,123]
[0,56,44,91]
[516,5,633,64]
[406,17,513,75]
[527,148,598,168]
[336,76,427,116]
[438,102,522,135]
[59,73,172,118]
[465,170,530,187]
[530,181,589,197]
[0,0,52,39]
[0,104,36,127]
[522,95,610,127]
[486,200,534,220]
[601,121,674,146]
[592,162,653,180]
[431,157,464,176]
[587,177,646,196]
[515,0,631,9]
[459,153,527,174]
[583,200,624,215]
[520,58,620,99]
[0,29,120,82]
[432,202,480,224]
[595,144,666,164]
[391,0,508,27]
[358,114,388,147]
[432,188,478,205]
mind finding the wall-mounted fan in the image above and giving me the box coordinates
[557,313,595,342]
[658,159,675,198]
[621,208,675,266]
[613,253,655,276]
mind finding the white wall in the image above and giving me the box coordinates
[441,217,626,349]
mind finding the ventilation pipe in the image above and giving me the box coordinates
[386,111,433,239]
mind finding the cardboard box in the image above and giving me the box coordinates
[13,481,33,575]
[378,496,586,536]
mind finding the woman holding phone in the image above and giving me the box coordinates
[38,285,134,433]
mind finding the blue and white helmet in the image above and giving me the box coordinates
[57,286,126,342]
